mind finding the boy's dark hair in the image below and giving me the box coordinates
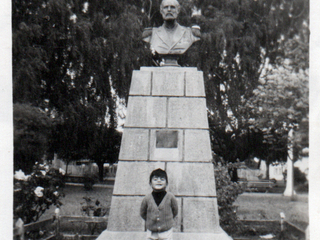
[149,168,168,183]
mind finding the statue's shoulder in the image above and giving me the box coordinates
[142,27,153,42]
[177,24,201,39]
[191,25,201,39]
[142,26,163,43]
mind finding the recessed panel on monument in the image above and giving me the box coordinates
[150,129,183,161]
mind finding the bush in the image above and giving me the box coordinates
[294,167,307,185]
[83,173,98,190]
[81,197,108,217]
[215,163,245,234]
[14,162,65,224]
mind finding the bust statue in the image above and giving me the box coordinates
[142,0,200,64]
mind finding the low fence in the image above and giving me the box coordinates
[234,219,307,240]
[14,215,107,240]
[14,215,307,240]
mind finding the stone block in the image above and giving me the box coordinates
[118,128,149,161]
[113,161,165,195]
[167,98,208,129]
[129,70,151,96]
[125,96,166,128]
[173,197,182,232]
[184,130,212,162]
[149,129,183,161]
[152,71,184,96]
[166,162,216,196]
[174,232,232,240]
[183,197,220,232]
[140,67,198,72]
[107,196,145,231]
[96,231,146,240]
[185,71,205,97]
[97,231,232,240]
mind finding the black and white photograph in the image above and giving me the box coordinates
[1,0,319,239]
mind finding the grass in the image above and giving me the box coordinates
[40,185,309,232]
[234,192,308,230]
[40,185,114,220]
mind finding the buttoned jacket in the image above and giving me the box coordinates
[140,192,178,232]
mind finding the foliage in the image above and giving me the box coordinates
[242,65,308,173]
[12,0,133,170]
[14,103,53,174]
[14,162,65,224]
[190,0,308,124]
[12,0,309,169]
[81,196,108,217]
[88,127,122,181]
[215,163,245,233]
[83,173,98,191]
[293,167,307,186]
[190,0,309,165]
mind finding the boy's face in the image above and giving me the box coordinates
[150,175,167,192]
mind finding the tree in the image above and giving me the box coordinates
[14,103,53,174]
[14,162,65,224]
[88,126,122,181]
[186,0,309,165]
[13,0,308,170]
[241,65,308,178]
[12,0,148,170]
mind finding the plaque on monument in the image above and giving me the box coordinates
[156,130,178,148]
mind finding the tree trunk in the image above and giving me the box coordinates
[65,161,69,176]
[97,162,104,182]
[266,159,270,180]
[283,129,296,197]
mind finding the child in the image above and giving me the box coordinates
[140,168,178,240]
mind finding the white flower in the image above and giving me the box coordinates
[70,14,77,23]
[59,168,66,175]
[40,170,46,176]
[44,165,50,172]
[55,207,60,215]
[53,191,59,197]
[14,170,30,181]
[34,186,44,197]
[151,48,156,56]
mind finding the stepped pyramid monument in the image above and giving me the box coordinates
[97,0,232,239]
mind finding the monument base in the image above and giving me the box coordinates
[96,67,233,240]
[97,229,232,240]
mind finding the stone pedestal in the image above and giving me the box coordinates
[97,67,232,240]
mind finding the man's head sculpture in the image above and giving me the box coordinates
[160,0,180,21]
[142,0,200,65]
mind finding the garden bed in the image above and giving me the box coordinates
[35,185,308,239]
[231,220,306,240]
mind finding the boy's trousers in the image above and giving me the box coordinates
[146,228,173,240]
